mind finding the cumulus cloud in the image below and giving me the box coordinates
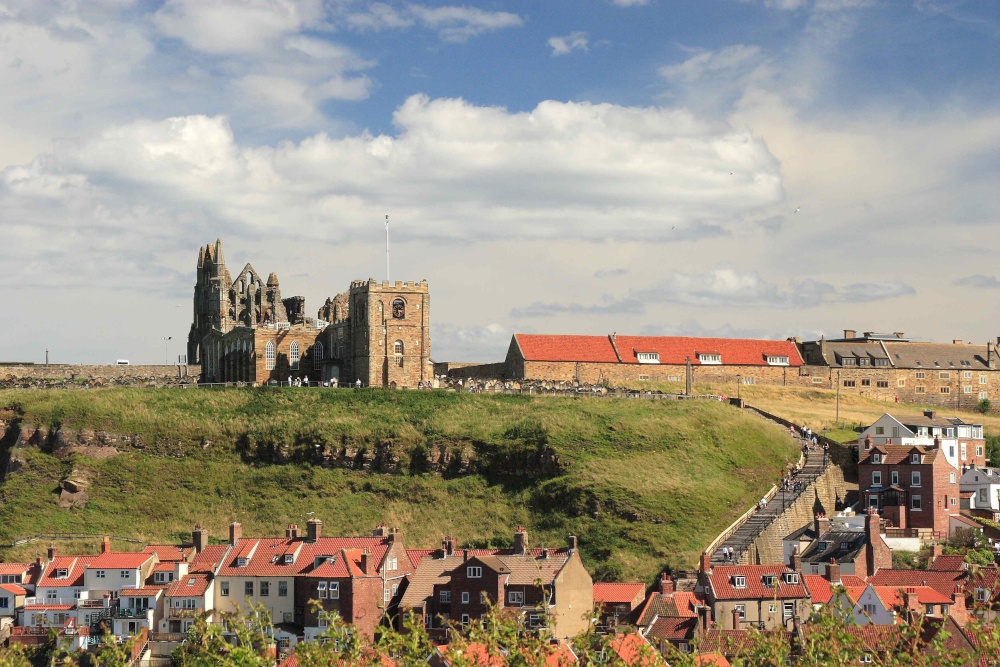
[511,269,916,318]
[549,32,589,56]
[954,275,1000,289]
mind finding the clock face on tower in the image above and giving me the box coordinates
[392,298,405,319]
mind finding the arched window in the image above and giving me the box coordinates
[394,340,404,367]
[392,298,405,319]
[265,341,276,370]
[290,340,300,370]
[314,341,324,369]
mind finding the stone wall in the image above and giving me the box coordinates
[745,461,855,566]
[0,364,199,389]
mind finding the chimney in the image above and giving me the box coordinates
[929,543,944,564]
[101,536,111,554]
[659,573,675,595]
[361,551,370,575]
[47,546,56,561]
[443,536,455,557]
[463,549,469,563]
[541,548,549,560]
[697,605,710,635]
[990,341,998,370]
[388,529,398,545]
[700,551,712,575]
[924,410,936,419]
[950,585,968,625]
[286,524,299,539]
[307,518,322,543]
[844,329,856,339]
[513,527,528,555]
[903,588,921,615]
[192,524,208,553]
[814,513,830,538]
[568,535,578,552]
[732,608,741,630]
[373,524,388,538]
[229,522,242,546]
[791,546,802,573]
[826,558,841,585]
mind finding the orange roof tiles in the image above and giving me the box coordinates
[802,575,833,604]
[153,563,175,572]
[515,335,619,363]
[0,583,27,595]
[119,587,163,597]
[868,569,966,596]
[693,654,730,667]
[871,585,953,609]
[37,556,98,588]
[593,582,646,604]
[644,616,698,641]
[141,545,193,562]
[434,643,505,667]
[708,565,809,601]
[217,536,392,578]
[190,545,230,573]
[166,575,211,598]
[88,552,155,570]
[608,633,663,666]
[26,603,76,610]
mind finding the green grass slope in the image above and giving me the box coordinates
[0,388,798,582]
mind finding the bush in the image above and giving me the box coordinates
[978,398,992,414]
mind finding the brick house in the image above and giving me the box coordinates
[784,511,891,579]
[399,530,593,640]
[634,574,705,654]
[858,444,959,536]
[700,554,811,631]
[859,412,986,470]
[593,582,646,631]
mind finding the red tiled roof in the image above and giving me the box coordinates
[0,583,27,595]
[862,445,937,465]
[515,335,619,363]
[88,552,156,570]
[636,590,703,626]
[930,554,969,571]
[190,545,230,574]
[608,633,663,666]
[0,563,31,575]
[802,575,833,604]
[434,643,505,667]
[871,585,953,609]
[644,616,698,641]
[142,545,193,562]
[594,582,646,605]
[217,536,392,578]
[699,630,792,657]
[119,587,163,597]
[840,575,867,588]
[614,336,804,367]
[708,565,809,600]
[692,654,730,667]
[153,563,175,572]
[868,569,966,596]
[26,603,76,610]
[166,575,211,598]
[37,556,98,588]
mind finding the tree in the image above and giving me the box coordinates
[977,398,992,414]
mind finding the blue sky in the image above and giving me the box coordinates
[1,0,999,364]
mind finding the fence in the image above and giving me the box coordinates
[1,533,143,549]
[705,483,777,557]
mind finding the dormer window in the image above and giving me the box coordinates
[784,573,799,585]
[911,453,920,464]
[236,557,249,567]
[731,575,746,588]
[842,357,856,366]
[872,453,881,464]
[283,554,294,564]
[698,353,722,365]
[761,575,777,587]
[817,542,828,551]
[766,356,789,366]
[839,542,850,552]
[636,352,660,364]
[55,568,69,578]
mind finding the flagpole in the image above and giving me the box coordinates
[385,214,390,283]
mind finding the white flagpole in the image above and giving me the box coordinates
[385,214,390,283]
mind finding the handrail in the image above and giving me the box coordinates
[705,483,777,557]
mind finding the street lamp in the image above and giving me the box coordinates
[162,336,172,366]
[736,374,742,403]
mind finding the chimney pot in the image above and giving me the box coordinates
[513,528,528,555]
[192,525,208,553]
[47,546,56,561]
[700,551,712,575]
[660,573,675,595]
[568,535,578,552]
[307,518,322,542]
[229,522,242,546]
[732,608,740,630]
[844,329,857,339]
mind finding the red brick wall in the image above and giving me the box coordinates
[858,459,959,535]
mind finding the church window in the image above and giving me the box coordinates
[392,298,405,319]
[265,341,276,370]
[394,340,404,367]
[290,341,300,370]
[314,342,324,369]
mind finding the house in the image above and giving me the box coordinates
[849,584,956,625]
[0,583,27,625]
[593,581,646,631]
[399,530,593,641]
[699,554,811,631]
[109,587,163,639]
[215,520,413,642]
[784,511,891,578]
[161,574,213,634]
[0,561,43,595]
[607,632,665,666]
[857,443,959,537]
[859,412,986,470]
[964,565,1000,621]
[83,538,159,598]
[960,467,1000,517]
[867,565,967,598]
[634,574,705,654]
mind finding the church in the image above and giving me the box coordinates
[187,239,431,388]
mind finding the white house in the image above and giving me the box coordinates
[849,584,953,625]
[960,467,1000,515]
[859,412,985,471]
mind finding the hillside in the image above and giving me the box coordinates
[0,388,799,582]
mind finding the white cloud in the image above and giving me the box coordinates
[341,3,523,42]
[659,44,762,83]
[548,31,589,56]
[610,0,650,5]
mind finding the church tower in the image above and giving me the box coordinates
[348,279,431,387]
[187,239,233,364]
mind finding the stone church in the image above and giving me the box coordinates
[187,239,431,387]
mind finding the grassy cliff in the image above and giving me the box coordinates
[0,388,799,582]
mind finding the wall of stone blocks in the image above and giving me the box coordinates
[0,364,200,388]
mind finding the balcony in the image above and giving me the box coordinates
[165,606,204,618]
[24,597,86,607]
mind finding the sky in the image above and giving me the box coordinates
[1,0,999,365]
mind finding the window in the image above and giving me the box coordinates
[861,652,873,663]
[392,298,405,319]
[461,614,470,626]
[638,375,649,381]
[915,371,925,379]
[964,386,973,394]
[46,590,57,600]
[941,371,950,379]
[265,341,275,370]
[981,391,989,400]
[221,582,230,597]
[480,593,487,604]
[940,387,951,394]
[843,357,857,366]
[762,575,778,587]
[394,340,404,367]
[915,386,926,393]
[912,495,922,510]
[784,573,799,584]
[509,591,524,606]
[289,340,300,370]
[891,470,898,485]
[965,371,973,379]
[768,602,778,613]
[637,352,660,364]
[859,357,871,367]
[976,588,990,603]
[898,378,906,387]
[813,377,824,384]
[766,356,789,366]
[120,570,129,579]
[55,569,68,578]
[911,453,920,464]
[440,590,451,604]
[843,380,857,388]
[732,575,746,588]
[182,598,196,609]
[384,587,391,602]
[783,601,795,617]
[329,582,339,600]
[875,427,885,435]
[0,598,8,609]
[467,566,482,578]
[862,603,877,615]
[872,453,881,464]
[245,581,254,596]
[950,472,956,483]
[96,570,105,579]
[980,488,989,504]
[892,426,900,437]
[977,446,984,457]
[877,380,889,388]
[313,341,324,369]
[912,471,921,487]
[743,376,755,385]
[259,581,269,597]
[861,379,871,387]
[872,471,882,486]
[951,497,957,506]
[461,592,469,604]
[698,353,722,364]
[962,443,967,459]
[424,614,433,629]
[385,557,398,572]
[734,604,746,620]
